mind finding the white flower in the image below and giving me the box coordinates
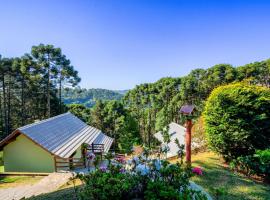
[133,156,140,165]
[153,159,162,171]
[127,159,133,165]
[140,154,147,161]
[79,172,84,176]
[136,164,149,175]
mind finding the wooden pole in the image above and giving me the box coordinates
[185,119,192,163]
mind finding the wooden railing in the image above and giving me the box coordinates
[87,144,104,153]
[55,157,85,172]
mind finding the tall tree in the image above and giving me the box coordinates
[31,44,62,118]
[0,45,80,139]
[54,55,81,113]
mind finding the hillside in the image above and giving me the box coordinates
[62,88,124,107]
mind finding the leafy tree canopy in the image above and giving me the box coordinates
[204,82,270,160]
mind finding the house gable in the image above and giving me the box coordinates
[4,134,55,173]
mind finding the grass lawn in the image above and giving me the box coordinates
[189,152,270,200]
[0,176,43,189]
[28,179,82,200]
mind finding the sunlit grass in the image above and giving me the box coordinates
[186,151,270,200]
[29,179,83,200]
[0,176,43,189]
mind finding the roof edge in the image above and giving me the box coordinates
[18,112,71,131]
[0,130,21,150]
[0,130,55,156]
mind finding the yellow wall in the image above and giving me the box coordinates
[3,134,55,173]
[73,146,82,158]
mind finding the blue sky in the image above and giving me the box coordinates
[1,0,270,90]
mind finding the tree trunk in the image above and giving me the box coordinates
[21,76,25,126]
[59,75,62,113]
[47,56,51,118]
[2,73,8,136]
[7,73,12,134]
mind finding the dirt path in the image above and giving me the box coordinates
[0,172,72,200]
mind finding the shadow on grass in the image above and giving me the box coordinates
[27,187,80,200]
[191,157,270,200]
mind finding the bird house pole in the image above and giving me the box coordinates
[185,119,192,163]
[180,105,195,164]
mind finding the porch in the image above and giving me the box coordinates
[54,143,108,172]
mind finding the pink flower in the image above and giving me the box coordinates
[99,165,107,172]
[192,167,203,176]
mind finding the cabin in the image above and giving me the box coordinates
[154,122,186,158]
[0,112,113,173]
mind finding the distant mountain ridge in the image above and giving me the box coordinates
[62,88,126,107]
[113,89,129,95]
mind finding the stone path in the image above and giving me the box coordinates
[0,172,73,200]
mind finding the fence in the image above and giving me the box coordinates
[55,157,85,172]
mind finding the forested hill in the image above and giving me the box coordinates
[123,59,270,145]
[62,88,125,107]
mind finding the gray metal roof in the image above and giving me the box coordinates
[92,132,114,153]
[11,112,113,158]
[154,122,186,158]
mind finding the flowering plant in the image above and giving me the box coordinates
[86,152,95,161]
[99,165,107,172]
[192,167,203,176]
[78,149,208,200]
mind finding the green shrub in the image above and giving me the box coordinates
[204,83,270,161]
[230,149,270,181]
[79,171,138,200]
[78,152,207,200]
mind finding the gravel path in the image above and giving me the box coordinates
[0,172,72,200]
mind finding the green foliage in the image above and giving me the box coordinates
[79,171,138,200]
[91,100,140,152]
[230,149,270,181]
[93,155,101,169]
[62,87,123,107]
[209,187,228,200]
[0,45,80,139]
[123,59,270,148]
[31,44,80,117]
[68,104,91,124]
[144,180,181,200]
[204,83,270,161]
[78,155,207,200]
